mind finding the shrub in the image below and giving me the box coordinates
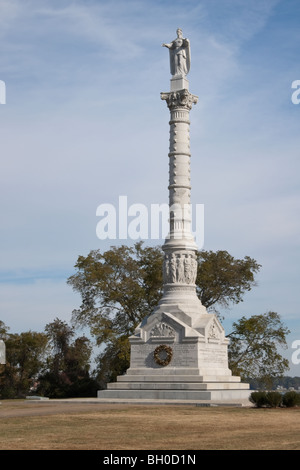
[282,391,300,408]
[265,391,282,408]
[250,391,268,407]
[250,391,283,408]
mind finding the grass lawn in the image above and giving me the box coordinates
[0,400,299,450]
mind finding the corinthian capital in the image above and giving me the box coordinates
[161,89,198,110]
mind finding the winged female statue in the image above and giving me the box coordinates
[162,28,191,78]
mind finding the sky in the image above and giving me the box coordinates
[0,0,300,375]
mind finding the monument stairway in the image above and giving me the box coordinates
[97,369,251,404]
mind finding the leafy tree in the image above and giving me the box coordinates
[68,243,260,330]
[68,243,266,382]
[196,250,261,311]
[68,244,158,373]
[0,330,48,398]
[271,376,300,390]
[96,335,131,388]
[227,311,290,388]
[68,243,164,386]
[68,243,163,338]
[0,320,10,340]
[37,318,98,398]
[44,318,75,376]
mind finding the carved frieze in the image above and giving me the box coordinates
[163,252,197,285]
[208,322,220,340]
[150,322,175,338]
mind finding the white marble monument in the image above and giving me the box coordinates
[97,30,250,404]
[0,340,5,365]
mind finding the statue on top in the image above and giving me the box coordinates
[162,28,191,78]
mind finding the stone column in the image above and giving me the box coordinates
[157,85,205,321]
[161,88,198,269]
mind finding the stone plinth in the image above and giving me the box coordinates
[97,310,250,404]
[171,76,189,91]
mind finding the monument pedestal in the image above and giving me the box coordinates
[171,75,189,91]
[97,308,250,405]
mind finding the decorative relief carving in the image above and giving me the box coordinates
[163,252,197,284]
[161,89,198,111]
[208,322,220,340]
[150,322,175,338]
[153,344,173,367]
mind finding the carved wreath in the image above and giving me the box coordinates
[153,344,173,367]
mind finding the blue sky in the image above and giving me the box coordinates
[0,0,300,375]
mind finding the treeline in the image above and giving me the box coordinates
[0,314,296,399]
[0,243,293,398]
[0,318,99,399]
[251,376,300,391]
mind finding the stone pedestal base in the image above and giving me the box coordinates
[170,76,189,91]
[97,374,250,404]
[97,306,251,405]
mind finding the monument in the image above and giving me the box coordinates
[97,30,250,404]
[0,340,5,366]
[0,340,5,404]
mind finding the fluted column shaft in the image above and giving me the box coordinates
[160,89,198,291]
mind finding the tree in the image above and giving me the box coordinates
[68,243,266,381]
[227,311,290,388]
[37,318,98,398]
[68,243,163,338]
[0,331,48,398]
[0,320,10,340]
[96,335,131,388]
[44,318,75,377]
[196,250,261,311]
[68,243,164,385]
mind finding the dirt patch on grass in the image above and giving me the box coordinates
[0,399,300,450]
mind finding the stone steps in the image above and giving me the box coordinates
[98,370,251,402]
[117,374,242,383]
[97,388,251,401]
[107,382,249,391]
